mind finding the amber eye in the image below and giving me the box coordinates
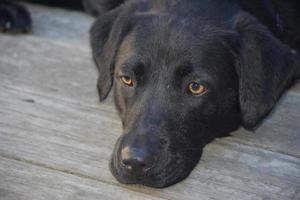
[120,76,133,87]
[187,82,206,95]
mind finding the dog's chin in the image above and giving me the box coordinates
[109,153,200,188]
[110,160,190,188]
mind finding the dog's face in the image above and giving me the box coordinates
[90,2,298,188]
[109,20,241,187]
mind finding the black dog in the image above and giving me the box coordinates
[2,0,300,188]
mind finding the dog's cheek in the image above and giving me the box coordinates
[113,84,129,122]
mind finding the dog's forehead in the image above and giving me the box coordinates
[116,16,234,76]
[115,33,135,69]
[133,16,195,56]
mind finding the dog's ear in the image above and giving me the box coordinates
[90,4,134,101]
[232,12,299,129]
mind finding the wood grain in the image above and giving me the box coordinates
[0,156,166,200]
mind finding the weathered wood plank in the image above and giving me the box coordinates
[0,156,166,200]
[0,35,100,106]
[228,93,300,157]
[0,85,299,200]
[22,3,93,44]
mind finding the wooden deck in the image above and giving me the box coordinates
[0,4,299,200]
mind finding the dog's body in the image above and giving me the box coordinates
[1,0,299,187]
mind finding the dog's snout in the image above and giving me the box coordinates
[121,146,154,172]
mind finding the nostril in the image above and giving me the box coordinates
[120,146,156,173]
[121,159,133,170]
[121,157,147,171]
[121,159,131,166]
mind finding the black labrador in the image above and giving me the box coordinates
[1,0,300,188]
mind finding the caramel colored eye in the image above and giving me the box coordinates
[188,82,206,95]
[120,76,133,86]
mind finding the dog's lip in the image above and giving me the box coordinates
[111,162,185,187]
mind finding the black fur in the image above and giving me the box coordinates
[233,12,299,128]
[2,0,300,188]
[0,0,31,33]
[90,0,300,187]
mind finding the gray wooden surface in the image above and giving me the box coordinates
[0,4,299,200]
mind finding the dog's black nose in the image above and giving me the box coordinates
[121,146,154,172]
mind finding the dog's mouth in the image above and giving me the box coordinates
[110,151,188,188]
[109,136,202,188]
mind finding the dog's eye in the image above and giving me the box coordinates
[187,82,206,95]
[120,76,133,87]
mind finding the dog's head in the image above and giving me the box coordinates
[90,1,298,187]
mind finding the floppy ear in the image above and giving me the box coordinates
[90,4,134,101]
[233,12,300,129]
